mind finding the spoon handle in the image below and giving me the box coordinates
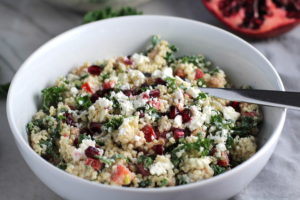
[199,88,300,110]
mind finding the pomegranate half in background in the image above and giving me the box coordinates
[202,0,300,39]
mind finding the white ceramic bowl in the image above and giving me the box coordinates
[7,16,286,200]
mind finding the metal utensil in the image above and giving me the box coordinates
[199,88,300,110]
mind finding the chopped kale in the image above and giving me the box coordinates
[165,77,177,92]
[226,136,234,150]
[211,164,227,175]
[137,155,153,169]
[101,73,110,81]
[111,97,121,110]
[165,45,178,64]
[103,117,123,131]
[76,95,92,110]
[177,55,206,69]
[233,116,261,137]
[83,7,142,23]
[41,86,66,112]
[139,179,152,188]
[78,134,91,144]
[158,179,168,187]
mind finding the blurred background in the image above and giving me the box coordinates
[0,0,299,199]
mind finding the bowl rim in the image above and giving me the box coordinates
[7,15,286,193]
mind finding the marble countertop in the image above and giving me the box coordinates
[0,0,300,199]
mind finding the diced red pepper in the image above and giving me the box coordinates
[111,164,133,185]
[85,158,103,171]
[173,128,185,140]
[102,80,115,90]
[217,152,230,167]
[195,68,204,79]
[82,82,93,94]
[141,125,157,142]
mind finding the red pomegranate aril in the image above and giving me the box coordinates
[89,122,102,133]
[88,65,103,75]
[217,152,230,167]
[136,164,150,176]
[90,93,100,103]
[173,128,185,140]
[123,89,133,97]
[141,125,157,142]
[155,78,167,85]
[152,144,164,155]
[73,137,79,148]
[181,109,192,123]
[195,68,204,79]
[64,112,76,127]
[85,146,100,158]
[169,105,179,119]
[230,101,240,112]
[123,58,133,65]
[149,89,160,98]
[139,112,145,118]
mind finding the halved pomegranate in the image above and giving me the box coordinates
[202,0,300,39]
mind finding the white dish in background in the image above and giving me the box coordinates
[7,16,286,200]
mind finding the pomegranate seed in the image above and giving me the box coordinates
[149,89,160,98]
[230,101,240,112]
[217,152,230,167]
[242,111,257,117]
[142,93,150,99]
[195,68,204,79]
[80,127,92,136]
[102,80,115,90]
[123,89,133,97]
[173,128,185,139]
[155,78,166,85]
[89,122,102,134]
[82,82,93,94]
[169,105,179,119]
[141,125,157,142]
[136,164,150,176]
[152,144,164,155]
[123,58,133,65]
[181,109,191,123]
[85,146,100,158]
[90,93,100,103]
[73,137,79,147]
[139,112,145,118]
[64,112,76,127]
[88,65,103,75]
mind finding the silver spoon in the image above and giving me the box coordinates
[199,88,300,110]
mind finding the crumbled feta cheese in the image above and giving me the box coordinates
[149,155,173,176]
[95,98,113,109]
[173,115,183,128]
[186,87,200,98]
[120,83,130,90]
[173,89,185,108]
[161,67,173,78]
[72,138,96,161]
[223,106,240,121]
[70,87,78,96]
[128,69,145,86]
[131,53,150,65]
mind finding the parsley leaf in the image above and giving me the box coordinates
[137,155,153,169]
[103,117,123,132]
[76,95,92,110]
[211,164,227,175]
[139,179,152,188]
[83,7,142,23]
[165,77,177,92]
[41,86,66,112]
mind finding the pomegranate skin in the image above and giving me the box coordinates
[202,0,300,39]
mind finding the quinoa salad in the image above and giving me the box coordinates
[27,36,262,188]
